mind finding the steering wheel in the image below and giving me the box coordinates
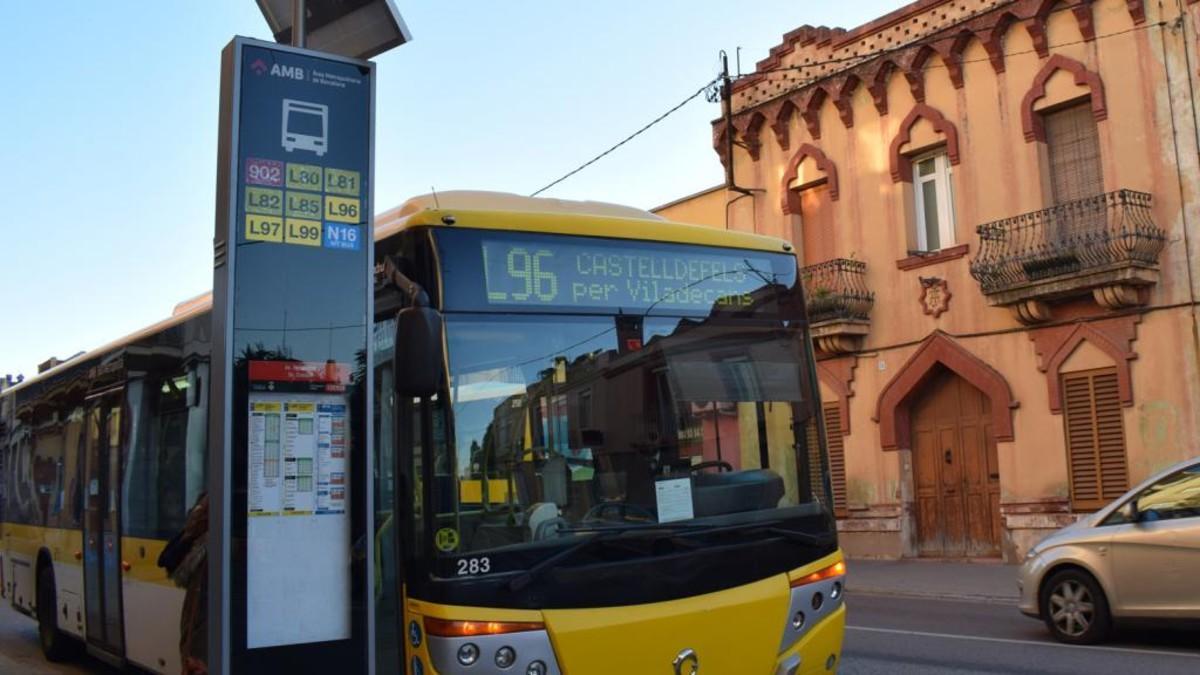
[583,502,655,523]
[689,460,734,474]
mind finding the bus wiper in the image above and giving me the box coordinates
[753,525,834,548]
[508,530,622,592]
[507,524,691,592]
[555,520,712,534]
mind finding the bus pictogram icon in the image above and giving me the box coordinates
[281,99,329,157]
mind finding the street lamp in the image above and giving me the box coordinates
[256,0,412,58]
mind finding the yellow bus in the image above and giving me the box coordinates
[372,192,845,675]
[1,191,845,674]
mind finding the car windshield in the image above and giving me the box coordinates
[428,311,831,561]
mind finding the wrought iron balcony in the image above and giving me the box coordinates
[802,258,873,353]
[969,190,1165,322]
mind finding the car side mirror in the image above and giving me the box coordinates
[394,306,444,398]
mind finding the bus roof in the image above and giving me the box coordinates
[377,190,792,254]
[5,192,792,396]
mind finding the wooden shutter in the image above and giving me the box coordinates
[1062,368,1129,511]
[823,401,849,517]
[1044,102,1103,205]
[803,402,848,517]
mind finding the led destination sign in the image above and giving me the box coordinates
[480,238,780,312]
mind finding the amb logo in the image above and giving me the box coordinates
[248,55,305,80]
[271,64,306,81]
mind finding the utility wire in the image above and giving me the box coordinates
[530,77,719,197]
[739,1,1160,103]
[747,19,1159,83]
[529,1,1156,196]
[728,20,1161,120]
[739,0,1092,81]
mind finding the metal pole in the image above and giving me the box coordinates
[293,0,306,47]
[720,52,735,190]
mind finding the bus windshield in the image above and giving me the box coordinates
[417,229,835,587]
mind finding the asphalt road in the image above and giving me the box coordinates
[842,592,1200,674]
[0,604,117,675]
[4,593,1199,674]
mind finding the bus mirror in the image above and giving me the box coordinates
[394,306,444,398]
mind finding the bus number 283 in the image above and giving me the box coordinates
[457,557,491,576]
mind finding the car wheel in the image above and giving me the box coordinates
[1040,568,1112,645]
[36,565,78,662]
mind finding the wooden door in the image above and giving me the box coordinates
[912,370,1002,557]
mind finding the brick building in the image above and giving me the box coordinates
[654,0,1200,561]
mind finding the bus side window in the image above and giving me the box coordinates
[70,408,86,527]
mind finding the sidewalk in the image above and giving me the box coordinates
[844,558,1021,604]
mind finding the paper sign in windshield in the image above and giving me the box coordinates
[655,477,695,523]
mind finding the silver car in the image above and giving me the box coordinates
[1018,457,1200,644]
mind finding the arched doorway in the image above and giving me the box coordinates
[910,368,1002,557]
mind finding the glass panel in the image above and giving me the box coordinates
[373,356,399,674]
[1136,464,1200,522]
[435,312,821,563]
[917,157,936,177]
[122,374,190,539]
[437,228,800,318]
[922,178,941,251]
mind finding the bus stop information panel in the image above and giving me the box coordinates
[212,37,373,672]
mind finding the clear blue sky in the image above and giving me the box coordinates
[1,1,898,379]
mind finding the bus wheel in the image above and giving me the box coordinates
[36,564,78,662]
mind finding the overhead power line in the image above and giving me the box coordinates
[740,1,1155,87]
[530,2,1160,196]
[530,77,719,197]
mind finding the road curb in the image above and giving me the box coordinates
[847,586,1018,606]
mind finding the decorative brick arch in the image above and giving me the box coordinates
[889,103,961,182]
[868,59,901,116]
[801,86,831,140]
[781,143,839,214]
[834,74,861,128]
[1029,315,1139,413]
[1026,0,1096,58]
[904,44,940,103]
[771,97,801,151]
[816,356,857,436]
[983,12,1021,73]
[737,111,767,161]
[875,332,1017,451]
[943,30,977,89]
[712,122,730,171]
[1021,54,1107,142]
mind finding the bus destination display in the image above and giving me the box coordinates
[480,239,777,312]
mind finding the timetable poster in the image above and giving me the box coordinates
[247,361,350,519]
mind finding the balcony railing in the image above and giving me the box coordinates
[802,258,874,324]
[970,190,1166,296]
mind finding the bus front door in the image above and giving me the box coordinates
[83,390,125,658]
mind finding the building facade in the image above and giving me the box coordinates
[655,0,1200,561]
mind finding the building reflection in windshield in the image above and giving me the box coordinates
[441,291,826,555]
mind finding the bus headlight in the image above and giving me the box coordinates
[779,561,845,654]
[495,646,516,668]
[425,617,561,674]
[457,643,480,666]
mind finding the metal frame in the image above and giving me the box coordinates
[210,35,376,675]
